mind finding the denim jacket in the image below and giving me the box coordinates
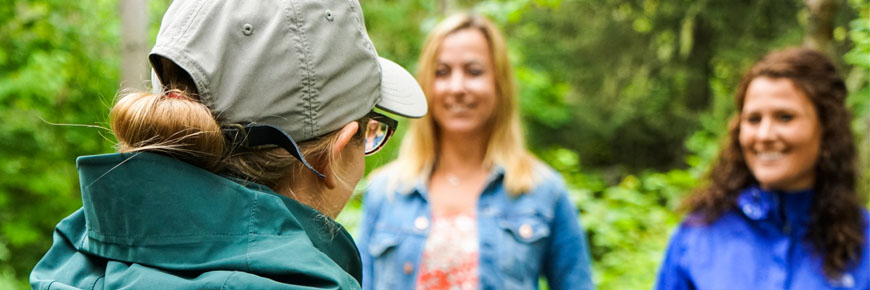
[357,165,594,290]
[656,186,870,290]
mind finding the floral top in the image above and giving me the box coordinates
[358,165,594,290]
[415,211,480,290]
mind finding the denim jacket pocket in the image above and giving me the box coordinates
[495,213,551,289]
[368,231,403,257]
[498,215,551,243]
[368,231,407,289]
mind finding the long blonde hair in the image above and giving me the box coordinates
[390,13,541,195]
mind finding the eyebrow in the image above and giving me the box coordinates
[741,105,803,115]
[438,59,485,66]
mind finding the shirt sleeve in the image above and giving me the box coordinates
[655,225,694,290]
[543,183,595,290]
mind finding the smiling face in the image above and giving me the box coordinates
[739,77,822,191]
[430,28,498,137]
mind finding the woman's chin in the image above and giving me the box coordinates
[437,120,487,135]
[440,126,485,136]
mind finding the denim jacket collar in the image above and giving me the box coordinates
[737,185,814,233]
[404,165,506,200]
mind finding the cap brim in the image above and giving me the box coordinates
[376,57,427,118]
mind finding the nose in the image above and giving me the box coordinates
[446,71,466,95]
[756,117,775,141]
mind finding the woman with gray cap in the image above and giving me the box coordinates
[29,0,426,289]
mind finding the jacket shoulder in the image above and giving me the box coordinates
[31,209,107,290]
[666,210,753,260]
[524,164,569,200]
[365,166,396,194]
[363,164,416,204]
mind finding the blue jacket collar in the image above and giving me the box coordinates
[737,185,814,232]
[405,165,506,199]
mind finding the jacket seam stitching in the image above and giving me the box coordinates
[284,0,318,138]
[246,194,257,272]
[220,271,236,290]
[89,232,247,238]
[88,275,104,290]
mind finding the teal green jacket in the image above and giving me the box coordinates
[30,152,362,289]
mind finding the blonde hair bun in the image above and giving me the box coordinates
[109,90,225,170]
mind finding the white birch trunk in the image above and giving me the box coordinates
[119,0,149,90]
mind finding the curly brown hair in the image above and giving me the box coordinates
[682,47,864,278]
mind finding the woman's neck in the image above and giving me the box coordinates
[436,130,488,173]
[429,131,491,216]
[278,174,344,219]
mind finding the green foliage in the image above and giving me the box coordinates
[845,1,870,69]
[360,0,433,70]
[536,138,706,288]
[499,0,855,171]
[844,0,870,196]
[0,0,119,285]
[0,242,24,289]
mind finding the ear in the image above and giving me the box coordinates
[322,121,360,189]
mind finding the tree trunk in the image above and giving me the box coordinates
[803,0,838,54]
[119,0,149,90]
[437,0,456,15]
[685,16,713,111]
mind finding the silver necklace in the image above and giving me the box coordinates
[446,174,460,186]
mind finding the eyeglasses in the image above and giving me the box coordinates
[363,111,397,156]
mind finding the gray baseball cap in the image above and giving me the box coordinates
[149,0,426,177]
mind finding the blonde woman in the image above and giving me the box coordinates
[357,13,593,290]
[30,0,426,289]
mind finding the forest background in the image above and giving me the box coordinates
[1,0,868,289]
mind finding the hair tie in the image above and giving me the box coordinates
[166,91,185,100]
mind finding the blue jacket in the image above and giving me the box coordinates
[31,152,362,289]
[356,165,594,290]
[656,186,870,290]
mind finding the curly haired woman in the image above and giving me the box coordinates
[656,48,868,289]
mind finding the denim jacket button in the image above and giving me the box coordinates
[519,224,533,239]
[414,216,429,230]
[403,262,414,274]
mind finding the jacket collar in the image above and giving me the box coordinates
[737,185,814,232]
[76,152,362,283]
[404,165,506,199]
